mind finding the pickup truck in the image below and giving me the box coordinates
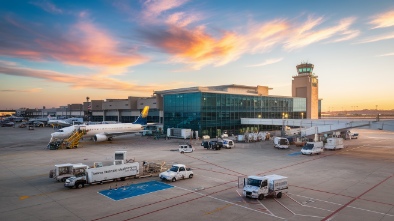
[159,164,193,182]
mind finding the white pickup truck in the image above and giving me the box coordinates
[243,174,288,200]
[159,164,193,182]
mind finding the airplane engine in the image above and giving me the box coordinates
[94,134,109,142]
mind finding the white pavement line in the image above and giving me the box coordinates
[286,194,334,212]
[274,198,295,215]
[288,193,394,218]
[347,206,394,217]
[288,193,343,205]
[258,200,274,216]
[176,186,286,220]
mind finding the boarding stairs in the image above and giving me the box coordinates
[62,129,86,149]
[48,129,86,150]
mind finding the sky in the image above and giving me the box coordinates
[0,0,393,111]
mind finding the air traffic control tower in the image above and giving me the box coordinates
[292,63,319,119]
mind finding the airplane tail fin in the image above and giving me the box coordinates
[133,106,149,125]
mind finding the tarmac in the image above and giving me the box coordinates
[0,126,394,221]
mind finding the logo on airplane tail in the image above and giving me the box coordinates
[141,106,149,118]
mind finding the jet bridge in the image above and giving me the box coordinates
[241,119,394,137]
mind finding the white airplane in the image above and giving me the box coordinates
[50,106,149,142]
[48,117,83,127]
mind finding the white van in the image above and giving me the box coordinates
[222,139,235,149]
[324,137,344,150]
[179,144,194,153]
[273,137,289,149]
[301,141,324,155]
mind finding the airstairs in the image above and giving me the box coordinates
[48,129,86,150]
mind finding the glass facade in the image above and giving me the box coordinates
[163,92,306,137]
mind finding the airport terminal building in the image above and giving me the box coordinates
[154,85,308,137]
[16,63,321,137]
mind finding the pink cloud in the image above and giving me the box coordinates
[30,0,63,14]
[142,0,189,23]
[369,10,394,29]
[0,62,163,93]
[0,16,148,69]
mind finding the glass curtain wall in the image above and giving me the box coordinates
[163,92,306,137]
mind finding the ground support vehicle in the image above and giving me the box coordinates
[167,128,192,139]
[63,151,167,189]
[49,163,90,182]
[201,141,210,148]
[273,137,290,149]
[301,141,324,155]
[179,144,194,153]
[222,139,235,149]
[65,162,140,188]
[209,140,222,150]
[324,137,344,150]
[159,164,193,182]
[243,175,288,200]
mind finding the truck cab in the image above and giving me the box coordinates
[159,164,193,182]
[243,175,288,200]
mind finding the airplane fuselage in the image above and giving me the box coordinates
[50,123,144,141]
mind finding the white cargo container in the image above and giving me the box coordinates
[324,137,344,150]
[49,163,89,182]
[243,174,288,200]
[167,128,192,139]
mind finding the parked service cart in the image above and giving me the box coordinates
[324,137,344,150]
[273,137,289,149]
[179,144,194,153]
[222,139,235,149]
[301,141,324,155]
[49,163,89,182]
[243,174,288,200]
[159,164,193,182]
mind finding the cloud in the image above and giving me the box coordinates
[284,17,357,50]
[142,15,358,70]
[0,62,160,93]
[0,88,42,93]
[0,15,148,70]
[246,58,283,67]
[377,52,394,57]
[141,0,189,23]
[30,0,63,14]
[369,10,394,29]
[357,32,394,44]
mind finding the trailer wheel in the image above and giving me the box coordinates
[258,194,264,200]
[76,183,84,189]
[276,192,282,198]
[189,174,193,179]
[171,177,176,182]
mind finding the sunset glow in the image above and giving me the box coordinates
[0,1,393,111]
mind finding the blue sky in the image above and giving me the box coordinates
[0,0,393,111]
